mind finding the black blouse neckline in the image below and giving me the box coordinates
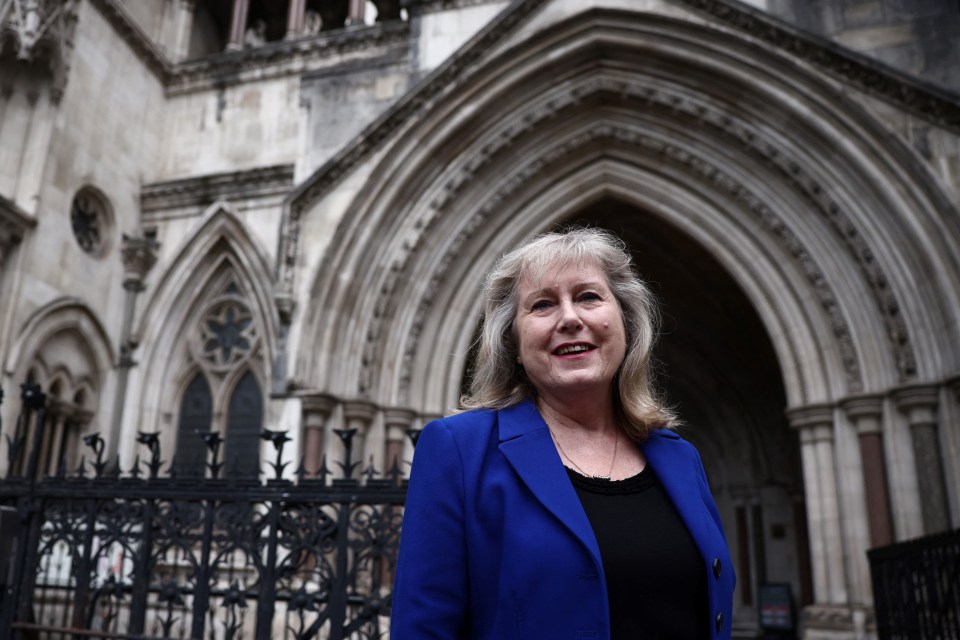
[564,464,656,494]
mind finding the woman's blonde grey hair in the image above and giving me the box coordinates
[461,227,677,440]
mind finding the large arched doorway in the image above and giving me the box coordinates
[568,201,811,633]
[287,7,960,637]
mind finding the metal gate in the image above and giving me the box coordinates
[0,383,411,639]
[869,527,960,640]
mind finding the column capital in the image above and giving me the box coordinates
[383,407,417,441]
[300,392,338,427]
[839,394,883,419]
[120,234,159,291]
[383,407,416,425]
[342,399,377,423]
[786,403,834,431]
[891,384,938,427]
[839,394,884,435]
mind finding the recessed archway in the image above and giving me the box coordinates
[286,7,960,634]
[568,199,812,625]
[457,200,813,630]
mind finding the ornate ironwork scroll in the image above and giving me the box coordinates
[0,382,415,640]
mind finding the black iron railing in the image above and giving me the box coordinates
[869,527,960,640]
[0,383,413,640]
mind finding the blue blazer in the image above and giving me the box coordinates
[391,398,735,639]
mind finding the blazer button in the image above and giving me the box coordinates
[713,557,721,579]
[715,612,723,632]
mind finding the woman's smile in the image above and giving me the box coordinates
[515,262,627,399]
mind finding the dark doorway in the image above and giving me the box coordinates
[569,199,811,633]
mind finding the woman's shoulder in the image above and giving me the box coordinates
[422,406,499,438]
[644,427,700,455]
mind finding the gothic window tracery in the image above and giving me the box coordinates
[175,276,264,478]
[13,365,97,479]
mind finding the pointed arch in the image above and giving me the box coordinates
[290,8,960,414]
[5,298,115,381]
[174,369,212,477]
[223,369,263,478]
[2,298,114,476]
[128,202,276,454]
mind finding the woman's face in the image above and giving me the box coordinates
[514,261,627,401]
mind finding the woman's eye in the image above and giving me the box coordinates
[531,300,552,311]
[579,292,601,302]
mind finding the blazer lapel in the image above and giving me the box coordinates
[642,432,716,560]
[497,399,603,569]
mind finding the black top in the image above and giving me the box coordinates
[567,466,709,640]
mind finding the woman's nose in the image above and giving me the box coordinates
[557,298,583,330]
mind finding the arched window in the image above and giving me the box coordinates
[224,371,262,478]
[175,372,213,477]
[172,275,266,479]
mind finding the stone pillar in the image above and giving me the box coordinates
[285,0,306,38]
[841,394,894,548]
[341,400,377,480]
[787,404,846,606]
[38,401,64,478]
[106,235,158,463]
[383,407,415,477]
[893,384,949,534]
[300,394,336,478]
[346,0,366,26]
[170,0,196,61]
[15,87,54,209]
[226,0,250,50]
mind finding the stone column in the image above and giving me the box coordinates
[346,0,366,26]
[841,395,894,548]
[226,0,251,50]
[169,0,196,61]
[383,407,415,477]
[106,235,158,463]
[37,401,64,478]
[285,0,306,38]
[15,88,54,209]
[893,384,949,534]
[341,400,377,480]
[301,394,337,478]
[787,404,846,606]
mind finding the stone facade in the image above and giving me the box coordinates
[1,0,959,638]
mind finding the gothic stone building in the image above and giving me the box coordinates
[1,0,959,638]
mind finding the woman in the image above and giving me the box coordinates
[391,228,734,639]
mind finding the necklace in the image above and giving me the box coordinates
[549,427,619,480]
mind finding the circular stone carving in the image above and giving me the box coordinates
[70,187,113,257]
[191,293,259,373]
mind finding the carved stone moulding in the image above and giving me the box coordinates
[165,21,411,96]
[141,164,295,221]
[378,108,870,401]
